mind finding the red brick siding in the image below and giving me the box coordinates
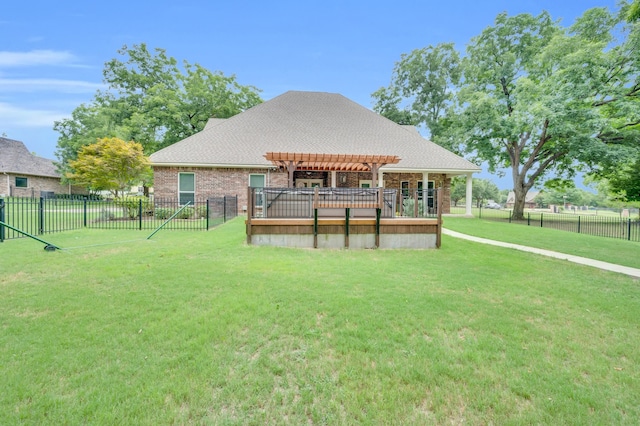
[152,167,451,214]
[152,167,288,209]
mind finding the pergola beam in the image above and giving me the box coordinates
[265,152,400,174]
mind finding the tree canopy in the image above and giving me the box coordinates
[67,137,151,197]
[374,4,640,219]
[55,44,262,174]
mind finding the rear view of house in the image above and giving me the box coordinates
[150,91,481,215]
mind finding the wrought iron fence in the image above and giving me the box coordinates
[248,187,439,219]
[0,195,238,242]
[462,206,640,242]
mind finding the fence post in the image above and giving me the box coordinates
[223,196,227,223]
[206,199,210,229]
[527,212,530,226]
[0,198,4,242]
[83,198,88,227]
[39,197,44,234]
[139,199,143,230]
[540,213,543,228]
[629,218,632,241]
[578,215,581,234]
[509,210,512,223]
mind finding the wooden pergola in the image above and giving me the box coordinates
[264,152,401,187]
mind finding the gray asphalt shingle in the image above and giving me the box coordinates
[150,91,480,173]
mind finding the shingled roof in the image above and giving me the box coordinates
[0,137,59,178]
[150,91,481,174]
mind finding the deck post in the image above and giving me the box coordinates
[313,207,318,248]
[375,208,381,248]
[345,208,350,248]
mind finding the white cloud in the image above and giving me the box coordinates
[0,78,104,93]
[0,102,67,127]
[0,50,78,68]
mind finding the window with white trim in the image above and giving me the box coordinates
[178,173,195,205]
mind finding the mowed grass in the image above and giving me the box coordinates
[1,218,639,424]
[443,216,640,269]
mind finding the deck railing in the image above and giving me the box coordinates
[248,187,439,219]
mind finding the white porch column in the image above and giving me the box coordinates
[331,170,337,188]
[378,169,384,187]
[465,173,473,216]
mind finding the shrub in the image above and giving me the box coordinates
[196,205,208,218]
[154,208,174,220]
[176,206,195,219]
[402,198,425,217]
[114,196,152,219]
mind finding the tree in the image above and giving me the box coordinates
[372,43,461,142]
[450,177,467,206]
[607,154,640,201]
[472,179,500,208]
[55,44,262,174]
[67,137,151,197]
[629,0,640,22]
[376,6,640,220]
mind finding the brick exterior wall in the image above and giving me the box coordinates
[3,174,87,198]
[153,166,288,211]
[153,167,452,214]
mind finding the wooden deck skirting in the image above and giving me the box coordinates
[246,217,442,248]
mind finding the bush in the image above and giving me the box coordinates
[196,205,208,218]
[114,196,152,219]
[176,206,194,219]
[154,208,174,220]
[402,198,425,217]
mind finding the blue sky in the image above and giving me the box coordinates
[1,0,620,189]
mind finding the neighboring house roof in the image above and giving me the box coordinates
[506,191,540,204]
[0,137,59,178]
[150,91,481,174]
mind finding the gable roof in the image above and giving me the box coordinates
[0,137,59,178]
[150,91,481,174]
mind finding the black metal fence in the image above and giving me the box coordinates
[471,207,640,242]
[249,187,439,219]
[0,195,238,242]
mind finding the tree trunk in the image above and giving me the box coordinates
[511,185,528,220]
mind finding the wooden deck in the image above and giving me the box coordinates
[246,217,441,249]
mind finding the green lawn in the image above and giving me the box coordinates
[1,218,639,424]
[443,216,640,269]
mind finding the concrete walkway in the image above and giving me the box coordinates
[442,228,640,279]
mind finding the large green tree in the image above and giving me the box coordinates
[372,43,461,143]
[375,6,640,219]
[55,44,262,174]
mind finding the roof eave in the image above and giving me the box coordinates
[151,162,277,169]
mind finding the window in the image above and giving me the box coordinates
[425,181,435,209]
[15,177,28,188]
[178,173,195,205]
[249,174,266,206]
[401,181,409,197]
[359,180,372,188]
